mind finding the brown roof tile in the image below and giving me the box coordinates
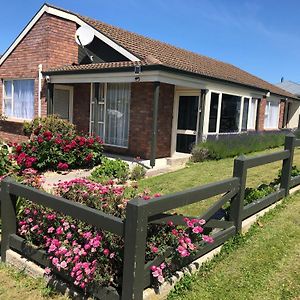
[45,4,296,99]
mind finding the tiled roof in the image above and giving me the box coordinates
[45,4,296,99]
[276,81,300,97]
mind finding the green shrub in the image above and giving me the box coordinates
[192,133,285,162]
[11,132,103,171]
[190,146,210,162]
[0,142,16,176]
[90,158,129,183]
[23,115,76,137]
[244,184,276,206]
[131,164,147,180]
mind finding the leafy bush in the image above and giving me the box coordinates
[131,164,147,180]
[23,115,76,137]
[17,179,214,292]
[90,158,129,183]
[0,142,15,176]
[244,184,276,206]
[192,133,285,162]
[11,130,103,171]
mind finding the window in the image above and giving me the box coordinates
[3,79,34,119]
[248,98,257,129]
[91,83,130,147]
[241,97,249,131]
[219,93,241,133]
[208,93,219,132]
[264,100,279,129]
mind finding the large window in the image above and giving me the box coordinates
[208,92,257,134]
[3,79,34,119]
[264,100,279,129]
[208,92,219,132]
[91,83,130,147]
[219,94,241,133]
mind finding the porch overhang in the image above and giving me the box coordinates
[43,64,297,100]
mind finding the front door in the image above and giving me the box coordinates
[176,95,200,153]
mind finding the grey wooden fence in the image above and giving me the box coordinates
[1,133,300,300]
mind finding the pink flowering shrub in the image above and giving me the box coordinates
[10,127,103,171]
[17,179,214,292]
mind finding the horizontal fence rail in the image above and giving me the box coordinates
[1,133,300,300]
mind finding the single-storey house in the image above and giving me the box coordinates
[0,3,299,166]
[276,80,300,129]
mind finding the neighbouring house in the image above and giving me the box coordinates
[0,3,299,166]
[276,80,300,129]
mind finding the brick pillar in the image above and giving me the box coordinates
[256,97,266,131]
[279,100,285,129]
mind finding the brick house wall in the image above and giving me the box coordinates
[256,97,266,131]
[0,13,78,142]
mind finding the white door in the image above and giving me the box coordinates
[53,85,73,122]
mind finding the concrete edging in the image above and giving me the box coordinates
[5,184,300,300]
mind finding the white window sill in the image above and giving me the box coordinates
[4,117,32,123]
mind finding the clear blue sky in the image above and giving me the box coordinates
[1,0,299,84]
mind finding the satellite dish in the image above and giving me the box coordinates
[75,26,94,46]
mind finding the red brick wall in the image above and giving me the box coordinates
[72,83,91,133]
[279,100,285,129]
[0,13,78,142]
[257,97,266,131]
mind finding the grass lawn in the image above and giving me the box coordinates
[138,147,300,215]
[0,263,68,300]
[168,192,300,300]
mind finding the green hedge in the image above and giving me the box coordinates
[191,133,285,162]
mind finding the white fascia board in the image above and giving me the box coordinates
[0,4,140,66]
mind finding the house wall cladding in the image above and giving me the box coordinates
[0,13,78,142]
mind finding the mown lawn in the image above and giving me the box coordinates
[168,192,300,300]
[0,263,68,300]
[138,147,300,215]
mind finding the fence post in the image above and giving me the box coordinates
[1,178,17,262]
[280,133,296,196]
[230,155,247,233]
[121,200,148,300]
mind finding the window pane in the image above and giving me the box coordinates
[219,94,241,133]
[209,93,219,132]
[53,89,70,120]
[13,80,34,119]
[4,98,12,117]
[177,96,198,131]
[264,100,279,129]
[4,81,12,98]
[248,99,257,129]
[242,98,249,131]
[105,83,130,147]
[176,134,196,153]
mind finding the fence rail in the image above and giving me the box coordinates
[1,133,300,299]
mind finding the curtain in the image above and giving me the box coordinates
[105,83,130,147]
[13,80,34,119]
[248,98,257,129]
[264,100,279,129]
[3,81,12,116]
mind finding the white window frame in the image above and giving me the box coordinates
[53,84,74,123]
[90,83,130,149]
[207,90,257,135]
[2,78,35,121]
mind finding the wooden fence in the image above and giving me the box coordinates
[1,133,300,300]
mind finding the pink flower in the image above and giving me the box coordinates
[202,235,214,244]
[103,249,110,256]
[47,227,55,234]
[60,261,68,269]
[151,246,159,254]
[56,227,64,235]
[44,267,51,275]
[198,219,206,225]
[192,226,204,234]
[57,162,69,171]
